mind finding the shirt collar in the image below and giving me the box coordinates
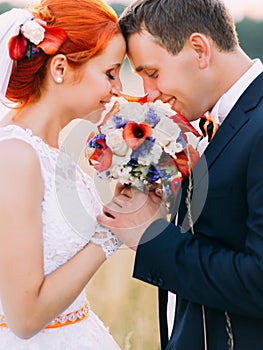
[211,59,263,125]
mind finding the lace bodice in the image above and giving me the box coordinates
[0,125,121,315]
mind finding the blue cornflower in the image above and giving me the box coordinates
[112,114,128,128]
[178,132,187,147]
[88,134,106,148]
[128,159,138,168]
[145,107,161,127]
[146,164,164,182]
[132,136,155,159]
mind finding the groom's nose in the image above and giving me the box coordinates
[143,80,161,102]
[145,89,161,102]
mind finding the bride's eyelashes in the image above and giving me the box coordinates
[106,69,115,80]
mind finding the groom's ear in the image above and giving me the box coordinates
[188,33,211,69]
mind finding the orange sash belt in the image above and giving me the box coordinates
[0,303,90,329]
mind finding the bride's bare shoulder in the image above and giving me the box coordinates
[0,137,41,180]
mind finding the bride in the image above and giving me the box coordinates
[0,0,126,348]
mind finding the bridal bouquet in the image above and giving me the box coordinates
[85,95,200,204]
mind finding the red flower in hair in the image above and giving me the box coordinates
[8,18,67,60]
[37,25,68,55]
[8,32,27,60]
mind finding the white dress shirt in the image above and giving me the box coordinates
[198,59,263,154]
[167,58,263,338]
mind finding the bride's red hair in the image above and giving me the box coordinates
[6,0,121,105]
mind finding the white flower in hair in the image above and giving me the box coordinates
[21,19,45,45]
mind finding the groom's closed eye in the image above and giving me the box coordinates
[145,69,158,78]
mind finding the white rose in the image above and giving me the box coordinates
[119,102,148,123]
[111,148,132,166]
[22,20,45,45]
[147,101,175,118]
[106,129,129,156]
[153,117,181,147]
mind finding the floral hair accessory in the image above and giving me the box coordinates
[8,17,68,60]
[85,95,200,208]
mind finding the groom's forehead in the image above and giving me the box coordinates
[127,30,157,52]
[128,35,173,74]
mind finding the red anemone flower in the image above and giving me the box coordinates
[88,139,113,172]
[123,121,152,150]
[169,113,200,141]
[173,145,199,177]
[119,92,148,104]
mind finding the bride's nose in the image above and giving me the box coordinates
[111,79,123,97]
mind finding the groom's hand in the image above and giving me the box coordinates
[97,185,167,250]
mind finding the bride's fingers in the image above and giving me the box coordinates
[146,182,161,190]
[103,197,123,214]
[121,185,144,199]
[146,183,163,198]
[102,194,135,217]
[155,187,164,199]
[97,212,116,228]
[120,186,132,198]
[114,182,126,196]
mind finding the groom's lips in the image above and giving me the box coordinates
[164,97,177,111]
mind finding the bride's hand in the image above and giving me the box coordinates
[98,183,168,250]
[115,181,164,203]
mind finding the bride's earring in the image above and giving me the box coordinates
[56,76,63,84]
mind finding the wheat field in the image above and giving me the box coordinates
[86,249,161,350]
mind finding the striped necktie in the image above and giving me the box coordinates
[199,114,219,142]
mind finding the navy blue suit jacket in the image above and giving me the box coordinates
[133,72,263,349]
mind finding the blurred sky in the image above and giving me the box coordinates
[1,0,263,21]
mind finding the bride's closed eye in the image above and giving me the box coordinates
[106,69,115,80]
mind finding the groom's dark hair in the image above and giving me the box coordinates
[119,0,239,55]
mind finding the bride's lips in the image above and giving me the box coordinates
[100,100,111,108]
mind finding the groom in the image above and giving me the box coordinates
[98,0,263,349]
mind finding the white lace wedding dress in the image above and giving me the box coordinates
[0,125,121,350]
